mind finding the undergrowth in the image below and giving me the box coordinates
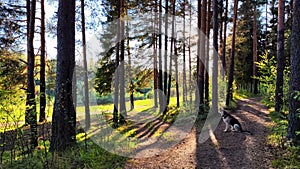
[1,137,129,169]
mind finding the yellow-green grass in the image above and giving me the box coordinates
[0,95,183,133]
[76,97,179,114]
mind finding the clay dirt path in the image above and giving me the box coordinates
[123,97,274,169]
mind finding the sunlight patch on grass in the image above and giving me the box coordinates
[77,133,89,142]
[233,92,246,100]
[152,128,164,138]
[123,128,137,138]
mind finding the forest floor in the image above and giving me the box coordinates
[123,97,275,169]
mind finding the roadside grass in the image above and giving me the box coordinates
[265,108,300,169]
[257,91,300,169]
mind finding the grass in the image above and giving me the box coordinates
[256,90,300,169]
[266,110,300,169]
[1,139,129,169]
[0,93,198,168]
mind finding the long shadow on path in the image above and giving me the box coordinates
[196,97,273,169]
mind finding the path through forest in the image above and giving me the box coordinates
[124,97,274,169]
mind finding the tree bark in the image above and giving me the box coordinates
[253,3,258,94]
[205,0,211,107]
[26,0,38,148]
[275,0,285,113]
[212,0,218,114]
[287,0,300,144]
[39,0,46,122]
[166,0,174,111]
[25,0,30,125]
[182,0,187,103]
[174,38,179,108]
[222,0,228,74]
[158,0,164,113]
[189,3,192,105]
[226,0,238,106]
[81,0,90,130]
[113,0,121,125]
[163,0,169,99]
[50,0,76,151]
[119,0,126,123]
[153,0,158,108]
[198,0,206,114]
[127,20,134,110]
[173,0,179,107]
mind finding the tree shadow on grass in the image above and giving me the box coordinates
[0,121,130,169]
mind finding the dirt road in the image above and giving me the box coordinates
[124,97,274,169]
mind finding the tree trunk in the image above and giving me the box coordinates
[226,0,238,106]
[182,0,187,103]
[39,0,46,122]
[158,0,164,113]
[275,0,285,113]
[166,0,174,112]
[50,0,76,151]
[25,0,30,125]
[222,0,228,74]
[253,3,258,94]
[153,0,158,108]
[287,0,300,144]
[119,0,126,123]
[265,0,268,50]
[81,0,90,130]
[26,0,38,149]
[174,38,179,108]
[198,0,206,114]
[205,0,211,107]
[212,0,218,114]
[72,66,77,108]
[164,0,169,99]
[189,3,192,105]
[173,0,179,107]
[127,20,134,110]
[218,0,223,57]
[113,0,121,126]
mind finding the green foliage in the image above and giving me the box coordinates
[45,59,57,97]
[294,92,300,121]
[236,88,255,98]
[1,139,129,169]
[256,52,290,112]
[130,68,153,93]
[0,2,25,50]
[226,0,265,87]
[255,52,277,107]
[268,111,287,147]
[94,58,153,97]
[0,51,26,124]
[0,52,26,95]
[94,57,116,96]
[96,94,114,104]
[292,91,300,103]
[0,92,26,125]
[267,90,300,168]
[271,146,300,169]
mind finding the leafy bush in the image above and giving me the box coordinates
[267,91,300,168]
[255,52,277,107]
